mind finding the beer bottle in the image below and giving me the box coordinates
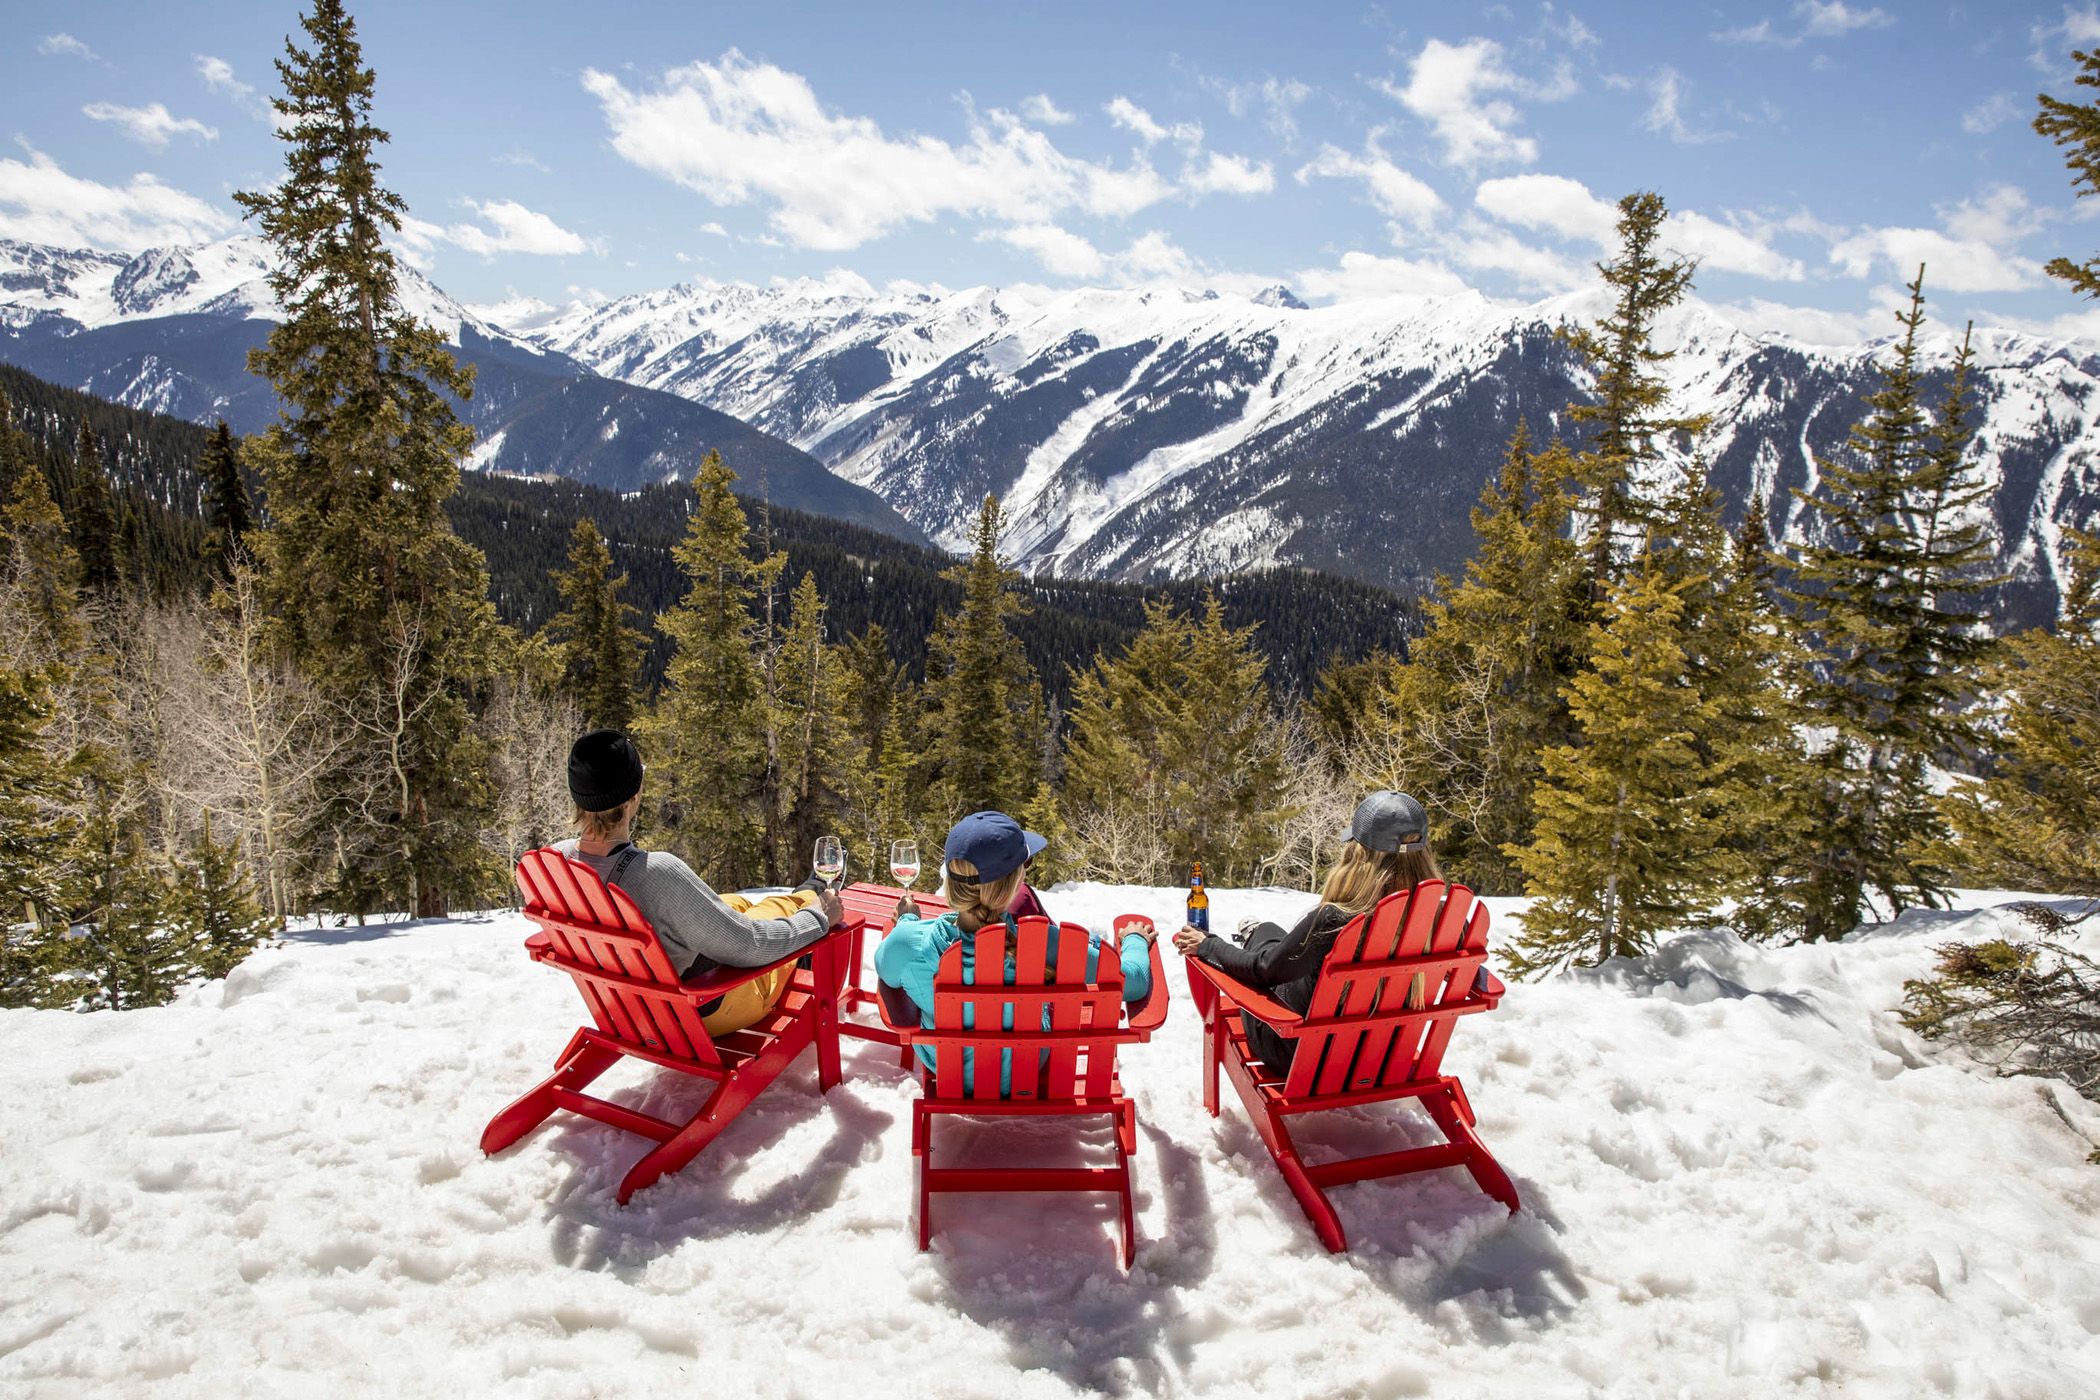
[1187,859,1210,934]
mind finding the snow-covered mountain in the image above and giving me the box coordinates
[522,275,2100,626]
[0,237,926,542]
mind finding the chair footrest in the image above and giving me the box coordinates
[1304,1141,1470,1187]
[553,1087,679,1143]
[924,1166,1126,1192]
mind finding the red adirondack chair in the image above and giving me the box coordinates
[481,849,856,1203]
[877,914,1168,1267]
[1186,880,1518,1252]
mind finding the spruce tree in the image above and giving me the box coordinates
[71,421,124,595]
[641,451,774,887]
[1785,271,1998,938]
[1509,563,1738,973]
[922,495,1037,817]
[547,517,644,732]
[1360,422,1586,892]
[170,811,274,980]
[2035,47,2100,297]
[0,665,78,1009]
[773,572,855,877]
[236,0,509,917]
[199,420,253,576]
[1557,192,1711,601]
[1946,529,2100,896]
[0,458,89,664]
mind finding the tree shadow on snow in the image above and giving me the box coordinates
[527,1050,898,1278]
[1843,895,2094,942]
[1210,1101,1586,1340]
[922,1115,1220,1396]
[282,911,509,946]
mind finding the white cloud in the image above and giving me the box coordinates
[1117,230,1197,281]
[497,148,550,172]
[1943,185,2044,246]
[2031,8,2100,71]
[1474,173,1804,280]
[1019,94,1075,126]
[1297,143,1443,228]
[1799,1,1892,37]
[1183,150,1275,196]
[39,34,99,62]
[1961,93,2021,135]
[1192,73,1314,144]
[0,143,234,250]
[1292,249,1472,302]
[1717,1,1891,46]
[698,221,729,238]
[1827,225,2043,293]
[582,53,1190,250]
[982,222,1106,278]
[1385,37,1571,168]
[399,200,595,259]
[82,101,218,150]
[1706,297,1885,345]
[1474,173,1617,245]
[195,55,254,103]
[1645,68,1725,145]
[1443,221,1590,293]
[1105,97,1201,146]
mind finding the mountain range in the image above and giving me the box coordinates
[5,233,2097,627]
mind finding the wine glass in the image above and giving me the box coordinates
[813,835,845,890]
[889,839,921,890]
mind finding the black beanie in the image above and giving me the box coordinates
[568,730,644,811]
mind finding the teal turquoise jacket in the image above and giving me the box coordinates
[874,911,1152,1096]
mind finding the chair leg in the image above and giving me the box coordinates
[1203,1018,1222,1118]
[915,1105,934,1252]
[1114,1115,1136,1270]
[480,1039,619,1156]
[1116,1100,1137,1157]
[615,1079,732,1204]
[1274,1134,1347,1254]
[1425,1086,1520,1214]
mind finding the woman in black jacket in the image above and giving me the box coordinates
[1173,791,1440,1074]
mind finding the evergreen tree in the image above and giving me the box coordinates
[1359,423,1586,893]
[922,495,1037,817]
[170,811,274,981]
[1061,594,1287,884]
[236,0,509,917]
[772,572,856,879]
[199,420,253,575]
[71,421,124,595]
[0,665,79,1009]
[1785,271,1998,939]
[0,457,88,664]
[71,778,193,1011]
[547,517,644,731]
[2035,47,2100,298]
[641,451,773,888]
[1946,529,2100,896]
[1509,563,1738,973]
[1557,192,1711,600]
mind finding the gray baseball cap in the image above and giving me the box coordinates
[1338,791,1429,853]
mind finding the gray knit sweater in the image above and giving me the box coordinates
[554,838,830,979]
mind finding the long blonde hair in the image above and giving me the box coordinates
[945,857,1024,936]
[1319,840,1440,915]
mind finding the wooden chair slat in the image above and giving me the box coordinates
[1410,898,1487,1084]
[968,924,1009,1101]
[1348,881,1446,1093]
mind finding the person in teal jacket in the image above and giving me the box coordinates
[876,811,1155,1097]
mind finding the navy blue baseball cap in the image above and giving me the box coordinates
[1023,830,1048,859]
[944,811,1030,882]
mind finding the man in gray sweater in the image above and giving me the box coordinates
[556,730,844,1036]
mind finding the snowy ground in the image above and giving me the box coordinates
[3,886,2098,1399]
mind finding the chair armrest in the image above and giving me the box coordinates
[872,977,922,1041]
[679,921,856,1003]
[1185,957,1310,1037]
[525,930,554,959]
[1125,939,1170,1033]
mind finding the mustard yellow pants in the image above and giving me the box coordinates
[698,890,824,1037]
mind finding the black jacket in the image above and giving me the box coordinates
[1193,902,1354,1073]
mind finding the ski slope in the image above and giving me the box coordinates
[2,885,2096,1398]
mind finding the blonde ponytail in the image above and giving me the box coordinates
[945,857,1025,946]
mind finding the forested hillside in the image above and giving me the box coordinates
[0,362,1418,700]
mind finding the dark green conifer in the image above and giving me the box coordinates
[71,421,124,594]
[235,0,509,917]
[2035,48,2100,297]
[171,811,274,980]
[199,420,253,575]
[547,517,644,732]
[922,496,1036,816]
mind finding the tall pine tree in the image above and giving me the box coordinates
[1557,192,1711,601]
[642,451,775,888]
[71,421,124,595]
[199,420,253,576]
[922,495,1037,817]
[2035,47,2100,297]
[236,0,509,917]
[1785,270,1997,938]
[547,517,644,732]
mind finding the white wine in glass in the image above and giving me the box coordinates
[813,835,845,889]
[889,840,921,889]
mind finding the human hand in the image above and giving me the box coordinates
[894,894,921,920]
[817,889,845,927]
[1114,915,1156,944]
[1171,925,1206,955]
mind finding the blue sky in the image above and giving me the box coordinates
[5,0,2100,341]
